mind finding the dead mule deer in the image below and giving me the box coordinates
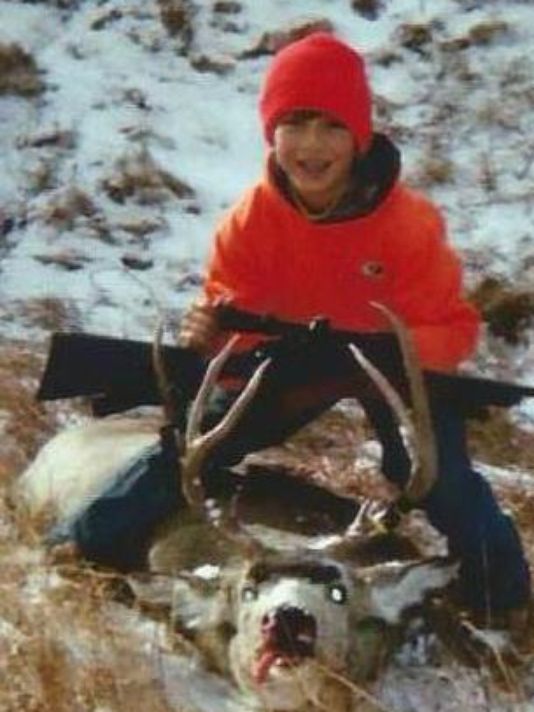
[16,303,456,711]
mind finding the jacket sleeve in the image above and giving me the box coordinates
[386,197,480,371]
[203,199,270,311]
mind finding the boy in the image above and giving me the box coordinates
[178,32,531,626]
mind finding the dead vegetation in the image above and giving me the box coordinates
[0,549,179,712]
[468,407,534,472]
[101,149,197,207]
[468,20,511,47]
[0,297,81,336]
[0,342,178,711]
[395,22,435,56]
[210,0,243,34]
[189,53,235,75]
[213,1,242,14]
[0,342,77,480]
[17,128,76,150]
[89,6,123,31]
[470,277,534,345]
[0,43,43,96]
[238,18,334,59]
[33,248,93,271]
[244,406,390,501]
[413,153,455,187]
[157,0,194,53]
[40,186,97,228]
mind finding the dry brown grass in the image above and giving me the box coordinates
[0,339,182,710]
[158,0,193,44]
[101,149,196,207]
[468,408,534,472]
[0,539,180,712]
[468,20,510,46]
[0,342,64,482]
[0,43,43,96]
[244,405,393,502]
[413,154,455,187]
[0,298,81,337]
[470,277,534,345]
[40,187,97,228]
[395,22,434,55]
[238,18,334,59]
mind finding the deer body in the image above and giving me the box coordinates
[16,414,161,521]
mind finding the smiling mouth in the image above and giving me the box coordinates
[296,159,332,178]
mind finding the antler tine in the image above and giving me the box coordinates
[152,318,178,427]
[194,355,272,454]
[185,334,240,449]
[152,316,203,512]
[346,305,437,505]
[370,302,437,502]
[182,336,271,514]
[183,339,271,560]
[348,342,417,457]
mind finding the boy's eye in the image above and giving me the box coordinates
[278,116,348,131]
[279,115,305,127]
[327,120,346,129]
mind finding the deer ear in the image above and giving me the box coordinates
[127,568,224,632]
[127,573,176,612]
[170,569,238,632]
[356,558,459,625]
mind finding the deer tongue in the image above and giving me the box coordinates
[252,649,279,684]
[252,647,307,684]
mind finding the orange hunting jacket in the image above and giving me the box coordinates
[203,173,480,371]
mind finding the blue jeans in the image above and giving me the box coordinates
[364,397,531,613]
[46,430,184,571]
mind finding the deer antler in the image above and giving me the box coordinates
[348,302,437,504]
[153,322,271,556]
[182,335,271,511]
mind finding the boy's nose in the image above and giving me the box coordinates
[300,122,324,149]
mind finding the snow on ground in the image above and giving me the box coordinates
[0,0,533,358]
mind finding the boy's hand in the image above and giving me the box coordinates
[177,297,221,354]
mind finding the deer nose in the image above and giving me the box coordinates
[261,605,317,655]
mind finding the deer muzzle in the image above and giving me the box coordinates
[253,604,317,683]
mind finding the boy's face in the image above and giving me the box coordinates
[273,109,356,213]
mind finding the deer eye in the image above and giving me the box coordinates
[241,584,258,602]
[327,583,348,605]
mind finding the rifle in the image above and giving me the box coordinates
[37,304,534,417]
